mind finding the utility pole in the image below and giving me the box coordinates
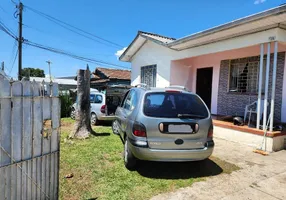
[17,2,23,80]
[46,60,52,82]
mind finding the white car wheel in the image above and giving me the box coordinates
[91,113,98,125]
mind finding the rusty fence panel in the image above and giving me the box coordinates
[0,75,60,200]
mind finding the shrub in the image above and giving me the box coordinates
[59,92,73,118]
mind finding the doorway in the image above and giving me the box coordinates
[196,67,213,110]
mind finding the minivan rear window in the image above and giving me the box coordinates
[143,92,209,119]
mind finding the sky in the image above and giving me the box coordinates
[0,0,285,79]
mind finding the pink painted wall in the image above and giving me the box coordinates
[170,43,286,115]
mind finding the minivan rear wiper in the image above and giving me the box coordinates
[177,114,205,119]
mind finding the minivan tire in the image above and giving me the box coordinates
[124,138,136,170]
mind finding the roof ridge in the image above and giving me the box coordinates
[138,31,176,41]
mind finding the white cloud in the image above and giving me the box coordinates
[254,0,266,5]
[115,47,127,59]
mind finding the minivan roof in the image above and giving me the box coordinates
[134,86,193,94]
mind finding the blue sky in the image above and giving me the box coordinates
[0,0,285,78]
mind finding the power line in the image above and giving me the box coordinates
[9,39,18,64]
[24,40,130,70]
[0,18,17,39]
[10,0,18,5]
[24,5,124,48]
[0,5,9,14]
[23,24,115,57]
[9,49,18,75]
[0,20,129,70]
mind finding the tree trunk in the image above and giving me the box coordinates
[71,65,94,139]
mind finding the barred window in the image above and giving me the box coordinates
[141,65,157,87]
[229,61,266,93]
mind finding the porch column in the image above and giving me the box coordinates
[257,43,264,129]
[263,42,271,131]
[269,41,278,131]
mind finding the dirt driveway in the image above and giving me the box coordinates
[151,138,286,200]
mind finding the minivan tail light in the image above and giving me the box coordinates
[208,125,213,138]
[133,122,147,137]
[100,105,106,113]
[195,123,199,133]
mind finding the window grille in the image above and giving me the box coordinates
[141,65,157,87]
[229,60,266,93]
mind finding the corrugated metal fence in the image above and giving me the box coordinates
[0,75,60,200]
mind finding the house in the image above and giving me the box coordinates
[120,5,286,152]
[90,67,131,91]
[29,77,77,91]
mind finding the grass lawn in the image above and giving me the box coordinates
[60,118,239,200]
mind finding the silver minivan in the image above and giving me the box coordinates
[112,85,214,170]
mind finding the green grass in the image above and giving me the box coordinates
[59,118,239,200]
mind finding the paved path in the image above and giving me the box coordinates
[151,138,286,200]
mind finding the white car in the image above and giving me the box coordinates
[71,86,131,125]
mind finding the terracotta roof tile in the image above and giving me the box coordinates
[95,67,131,80]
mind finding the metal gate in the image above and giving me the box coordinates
[0,75,60,200]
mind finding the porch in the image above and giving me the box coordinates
[213,117,286,152]
[170,42,286,151]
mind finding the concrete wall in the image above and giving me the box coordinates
[214,126,286,152]
[131,40,176,88]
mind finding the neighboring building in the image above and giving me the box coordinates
[56,75,76,80]
[120,5,286,151]
[90,67,131,91]
[30,77,77,91]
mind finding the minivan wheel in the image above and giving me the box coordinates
[91,113,98,125]
[124,139,136,170]
[112,120,119,135]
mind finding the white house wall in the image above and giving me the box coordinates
[131,40,176,87]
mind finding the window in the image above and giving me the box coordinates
[123,90,137,111]
[141,65,157,87]
[120,91,130,107]
[229,60,266,93]
[143,92,209,118]
[90,94,103,103]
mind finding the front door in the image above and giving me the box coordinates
[196,67,213,109]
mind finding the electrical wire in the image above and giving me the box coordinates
[24,5,124,48]
[0,5,9,14]
[23,24,115,57]
[0,19,17,39]
[9,39,18,65]
[9,49,18,75]
[10,0,18,5]
[24,40,130,70]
